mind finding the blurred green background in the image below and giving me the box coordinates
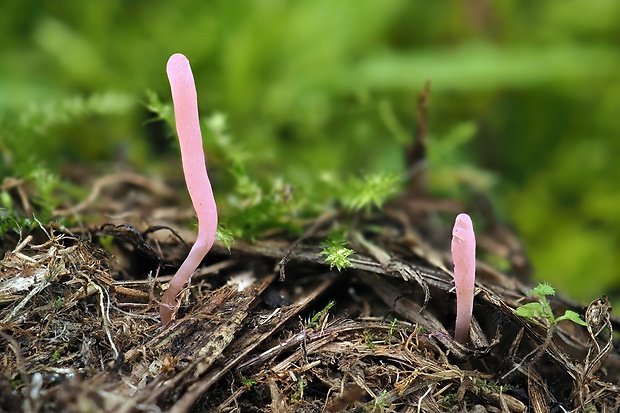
[1,1,620,306]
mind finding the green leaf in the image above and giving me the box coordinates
[216,225,235,252]
[555,310,587,326]
[515,302,544,319]
[144,89,174,128]
[308,300,335,328]
[529,283,555,297]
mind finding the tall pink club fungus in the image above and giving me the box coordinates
[160,53,218,328]
[451,213,476,343]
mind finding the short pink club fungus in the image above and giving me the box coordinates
[160,53,218,328]
[451,213,476,343]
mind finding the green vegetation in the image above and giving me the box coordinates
[513,284,587,376]
[240,376,257,388]
[291,375,306,402]
[306,300,335,329]
[215,225,235,252]
[363,331,378,350]
[516,283,587,327]
[341,172,402,212]
[440,393,457,409]
[0,211,34,238]
[1,1,619,307]
[386,318,398,343]
[0,169,65,237]
[53,296,64,308]
[320,238,355,272]
[472,378,511,395]
[367,389,390,411]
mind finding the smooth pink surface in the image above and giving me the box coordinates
[451,213,476,343]
[160,53,218,327]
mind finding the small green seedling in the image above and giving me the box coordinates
[364,330,378,349]
[386,318,398,343]
[240,376,257,388]
[505,285,587,378]
[306,300,335,329]
[216,225,234,252]
[291,375,306,402]
[368,389,390,411]
[516,283,587,327]
[320,238,354,271]
[440,393,457,409]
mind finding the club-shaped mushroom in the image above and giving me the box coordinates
[159,53,218,328]
[451,213,476,343]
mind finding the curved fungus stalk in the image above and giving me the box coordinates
[160,53,218,328]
